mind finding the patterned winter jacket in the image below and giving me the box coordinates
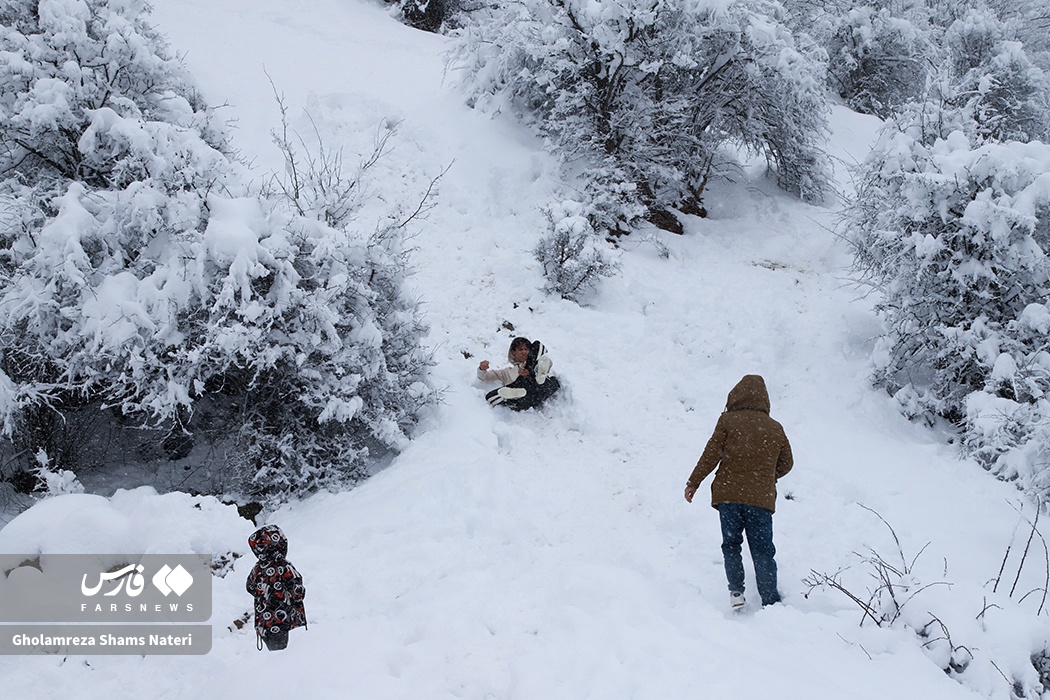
[687,375,793,512]
[246,525,307,639]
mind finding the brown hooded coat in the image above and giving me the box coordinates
[686,375,793,512]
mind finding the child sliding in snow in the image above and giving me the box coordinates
[477,336,561,411]
[246,525,307,651]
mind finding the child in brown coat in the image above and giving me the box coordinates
[684,375,793,609]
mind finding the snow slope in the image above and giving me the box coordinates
[0,0,1048,698]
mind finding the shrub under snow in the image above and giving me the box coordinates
[448,0,831,234]
[0,0,436,502]
[824,6,931,119]
[534,200,619,302]
[849,126,1050,501]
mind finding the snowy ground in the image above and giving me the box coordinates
[1,0,1048,698]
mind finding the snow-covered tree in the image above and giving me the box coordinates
[449,0,831,234]
[848,125,1050,502]
[0,0,437,501]
[0,0,234,478]
[982,0,1050,71]
[823,6,931,118]
[943,9,1050,144]
[841,2,1050,502]
[786,0,1050,132]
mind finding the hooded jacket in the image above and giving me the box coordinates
[246,525,307,638]
[686,375,793,512]
[477,340,554,386]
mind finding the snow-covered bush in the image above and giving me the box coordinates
[805,505,1050,699]
[392,0,456,33]
[0,0,233,480]
[825,7,931,119]
[944,9,1050,145]
[981,0,1050,72]
[944,6,1006,77]
[846,4,1050,500]
[30,447,84,496]
[449,0,831,234]
[794,0,1050,136]
[535,200,618,301]
[848,125,1050,500]
[0,0,437,501]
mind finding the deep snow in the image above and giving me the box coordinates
[0,0,1048,698]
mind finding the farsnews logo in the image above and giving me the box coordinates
[0,554,210,624]
[81,564,145,597]
[81,563,194,598]
[152,564,194,597]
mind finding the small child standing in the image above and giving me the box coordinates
[246,525,307,651]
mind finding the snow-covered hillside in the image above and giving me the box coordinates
[1,0,1048,698]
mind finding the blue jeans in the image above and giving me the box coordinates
[718,503,781,606]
